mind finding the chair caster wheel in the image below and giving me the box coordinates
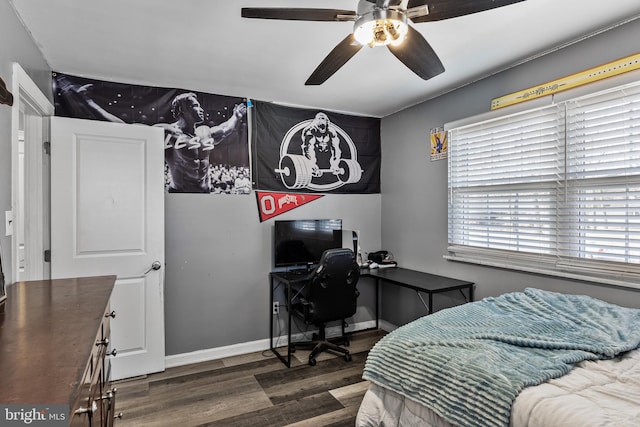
[308,357,317,366]
[344,353,352,362]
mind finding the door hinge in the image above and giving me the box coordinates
[44,249,51,262]
[43,141,51,155]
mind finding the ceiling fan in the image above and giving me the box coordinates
[242,0,526,85]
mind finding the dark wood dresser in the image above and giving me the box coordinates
[0,276,118,426]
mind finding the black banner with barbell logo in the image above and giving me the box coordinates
[252,101,381,194]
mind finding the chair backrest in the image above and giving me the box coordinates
[306,248,360,324]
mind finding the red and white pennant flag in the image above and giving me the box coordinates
[255,191,324,222]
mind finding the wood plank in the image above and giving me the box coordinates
[116,375,272,425]
[261,359,367,405]
[256,351,367,389]
[330,380,371,408]
[114,329,386,426]
[282,405,360,427]
[200,392,344,427]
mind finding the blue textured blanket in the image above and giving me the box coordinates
[363,288,640,427]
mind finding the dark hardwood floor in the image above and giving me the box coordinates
[114,329,386,427]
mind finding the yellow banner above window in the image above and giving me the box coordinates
[491,52,640,110]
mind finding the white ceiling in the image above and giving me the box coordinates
[9,0,640,118]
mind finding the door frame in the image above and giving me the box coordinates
[10,63,54,284]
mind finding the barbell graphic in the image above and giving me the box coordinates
[275,154,363,189]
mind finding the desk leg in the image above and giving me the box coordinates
[376,278,380,330]
[270,277,292,368]
[270,276,274,352]
[286,281,292,367]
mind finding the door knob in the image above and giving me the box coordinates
[144,261,162,275]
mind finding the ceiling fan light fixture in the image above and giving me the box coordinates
[353,9,408,47]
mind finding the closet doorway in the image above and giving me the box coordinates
[10,63,54,283]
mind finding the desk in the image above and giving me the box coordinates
[362,268,475,330]
[269,268,474,367]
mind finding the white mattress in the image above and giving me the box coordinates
[357,348,640,427]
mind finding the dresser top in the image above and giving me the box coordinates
[0,276,116,406]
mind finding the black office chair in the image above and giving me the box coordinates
[291,248,360,366]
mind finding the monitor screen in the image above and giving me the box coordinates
[274,219,343,268]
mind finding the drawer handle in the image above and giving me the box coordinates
[108,348,118,357]
[105,310,116,319]
[74,401,97,415]
[101,387,118,400]
[97,338,109,347]
[114,412,124,420]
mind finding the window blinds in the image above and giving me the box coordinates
[448,81,640,286]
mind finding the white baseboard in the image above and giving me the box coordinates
[165,319,393,369]
[165,338,271,369]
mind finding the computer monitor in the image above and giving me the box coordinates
[274,219,343,269]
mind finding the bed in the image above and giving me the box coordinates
[356,288,640,427]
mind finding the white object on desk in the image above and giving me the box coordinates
[377,262,397,269]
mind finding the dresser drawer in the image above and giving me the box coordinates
[70,304,116,427]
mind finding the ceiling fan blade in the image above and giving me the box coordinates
[387,26,444,80]
[306,34,363,85]
[410,0,526,23]
[241,8,356,22]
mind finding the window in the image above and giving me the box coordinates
[447,82,640,286]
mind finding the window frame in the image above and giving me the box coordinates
[446,79,640,290]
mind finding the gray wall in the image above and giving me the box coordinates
[380,17,640,325]
[164,194,381,355]
[0,1,52,284]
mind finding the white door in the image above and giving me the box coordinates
[50,117,165,380]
